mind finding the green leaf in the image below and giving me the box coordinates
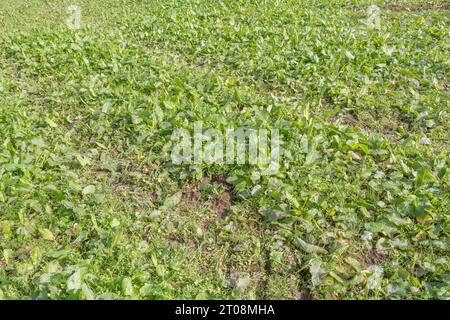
[294,238,327,254]
[82,185,96,195]
[163,192,181,208]
[39,228,55,241]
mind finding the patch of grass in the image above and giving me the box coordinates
[0,0,449,299]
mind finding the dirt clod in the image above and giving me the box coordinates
[182,185,201,204]
[365,248,389,265]
[213,190,233,217]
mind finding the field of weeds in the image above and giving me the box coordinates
[0,0,449,299]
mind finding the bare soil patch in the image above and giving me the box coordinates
[213,190,233,217]
[364,248,389,265]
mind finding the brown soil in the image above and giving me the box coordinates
[364,248,389,265]
[213,190,233,217]
[182,185,201,204]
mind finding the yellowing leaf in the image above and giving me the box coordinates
[39,228,55,241]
